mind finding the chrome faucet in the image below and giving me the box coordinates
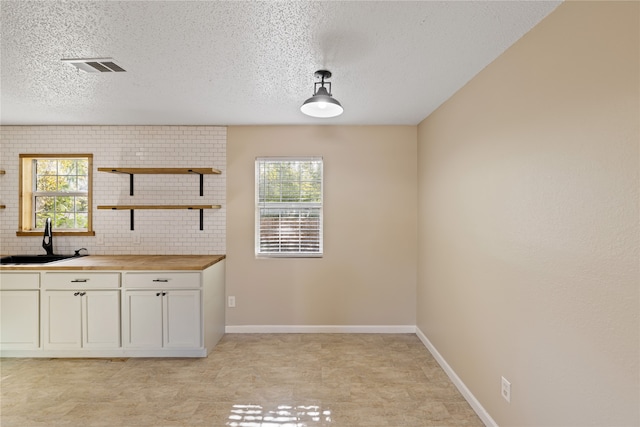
[42,218,54,255]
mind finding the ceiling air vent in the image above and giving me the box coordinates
[61,58,126,73]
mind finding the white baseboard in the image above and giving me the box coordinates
[225,325,416,334]
[415,327,497,427]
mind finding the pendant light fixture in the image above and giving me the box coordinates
[300,70,344,118]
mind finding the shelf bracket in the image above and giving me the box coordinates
[188,170,204,196]
[187,207,204,230]
[108,206,135,230]
[107,169,135,195]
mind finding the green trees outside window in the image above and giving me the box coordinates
[33,159,89,229]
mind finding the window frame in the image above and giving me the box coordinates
[255,156,323,258]
[17,154,95,236]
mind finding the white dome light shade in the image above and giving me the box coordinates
[300,70,344,118]
[300,87,344,118]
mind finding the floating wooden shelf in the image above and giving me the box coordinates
[98,167,220,196]
[97,167,221,175]
[98,205,220,210]
[97,205,221,231]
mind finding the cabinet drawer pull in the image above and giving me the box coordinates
[70,279,88,283]
[152,279,169,282]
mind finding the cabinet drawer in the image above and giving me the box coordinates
[43,272,120,289]
[0,273,40,290]
[124,272,201,288]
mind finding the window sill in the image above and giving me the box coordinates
[16,231,96,237]
[256,253,323,259]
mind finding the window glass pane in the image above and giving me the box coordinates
[76,160,88,176]
[75,197,88,213]
[36,175,57,192]
[77,176,88,191]
[35,196,54,212]
[35,212,49,229]
[301,181,321,201]
[36,159,57,175]
[58,159,77,176]
[57,175,74,191]
[56,213,75,229]
[76,213,88,229]
[259,208,321,253]
[55,196,74,212]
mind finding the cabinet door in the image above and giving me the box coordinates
[0,290,40,349]
[44,291,82,349]
[163,290,201,349]
[124,291,163,348]
[83,291,120,348]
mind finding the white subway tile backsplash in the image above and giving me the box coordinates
[0,125,226,256]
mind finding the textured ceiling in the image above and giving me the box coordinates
[0,1,560,126]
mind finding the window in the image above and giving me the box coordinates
[256,157,323,257]
[18,154,94,236]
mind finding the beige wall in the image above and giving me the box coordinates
[227,126,417,327]
[417,2,639,426]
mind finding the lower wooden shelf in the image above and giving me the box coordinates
[97,205,221,230]
[98,205,219,210]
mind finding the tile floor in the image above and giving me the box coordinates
[0,334,483,426]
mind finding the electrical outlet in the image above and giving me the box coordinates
[228,296,236,308]
[501,376,511,403]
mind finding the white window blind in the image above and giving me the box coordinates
[256,157,323,257]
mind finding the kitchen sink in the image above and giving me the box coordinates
[0,254,78,265]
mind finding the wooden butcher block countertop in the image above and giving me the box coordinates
[0,255,225,271]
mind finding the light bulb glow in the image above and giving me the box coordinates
[300,72,343,118]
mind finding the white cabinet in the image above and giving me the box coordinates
[43,290,120,349]
[84,291,120,347]
[0,257,225,358]
[124,283,201,350]
[0,290,40,349]
[125,291,162,348]
[42,272,121,350]
[122,262,225,357]
[0,273,40,350]
[43,291,81,348]
[163,290,201,348]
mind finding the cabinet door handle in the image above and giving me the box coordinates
[153,279,169,282]
[73,292,80,296]
[162,292,167,296]
[156,292,162,296]
[71,279,88,283]
[79,292,86,296]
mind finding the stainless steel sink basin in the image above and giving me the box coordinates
[0,254,77,265]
